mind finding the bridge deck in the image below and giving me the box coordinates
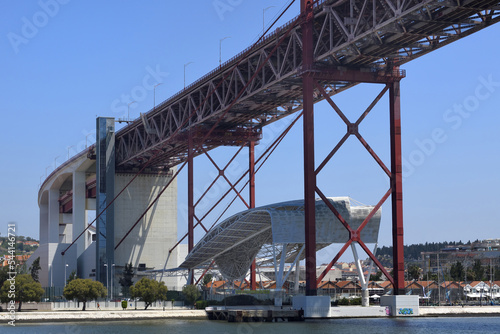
[108,0,500,171]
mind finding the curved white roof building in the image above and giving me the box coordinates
[181,197,381,281]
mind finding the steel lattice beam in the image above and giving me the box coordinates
[113,0,500,172]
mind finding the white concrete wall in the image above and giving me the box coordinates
[113,171,179,290]
[25,243,77,288]
[73,171,86,258]
[79,242,96,280]
[48,189,60,244]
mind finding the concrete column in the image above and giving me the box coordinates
[362,289,370,307]
[39,201,49,245]
[73,171,86,277]
[294,265,300,294]
[96,117,115,285]
[48,188,60,244]
[114,172,178,288]
[73,171,86,258]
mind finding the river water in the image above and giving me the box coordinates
[2,316,500,333]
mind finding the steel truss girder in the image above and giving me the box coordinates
[114,0,500,171]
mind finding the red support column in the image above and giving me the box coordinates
[389,79,405,295]
[249,141,257,290]
[302,0,317,296]
[188,130,194,285]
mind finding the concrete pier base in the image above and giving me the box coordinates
[362,289,369,307]
[380,295,419,316]
[292,296,331,318]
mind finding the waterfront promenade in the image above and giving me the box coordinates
[2,306,500,323]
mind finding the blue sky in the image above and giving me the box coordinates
[1,1,499,262]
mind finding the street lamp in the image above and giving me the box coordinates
[54,156,60,169]
[64,263,69,287]
[263,6,275,35]
[104,263,109,300]
[184,61,194,89]
[153,83,162,113]
[49,264,53,287]
[45,166,52,178]
[127,101,137,122]
[111,264,115,301]
[85,133,93,148]
[67,146,74,160]
[219,37,231,67]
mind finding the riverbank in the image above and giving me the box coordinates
[2,306,500,324]
[0,309,207,323]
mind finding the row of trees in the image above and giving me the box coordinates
[0,258,201,311]
[376,240,475,263]
[62,277,201,311]
[369,260,499,282]
[0,273,201,311]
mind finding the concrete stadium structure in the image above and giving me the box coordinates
[181,197,381,294]
[29,118,186,295]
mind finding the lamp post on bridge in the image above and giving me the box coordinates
[219,37,231,67]
[67,146,74,160]
[54,156,60,169]
[127,101,137,122]
[85,133,93,148]
[153,83,162,113]
[263,6,275,35]
[184,61,193,89]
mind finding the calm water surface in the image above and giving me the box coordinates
[2,317,500,334]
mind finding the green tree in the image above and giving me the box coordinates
[369,271,382,281]
[202,273,213,286]
[0,274,44,311]
[119,263,135,297]
[0,266,9,287]
[472,260,485,281]
[130,277,168,310]
[67,270,78,285]
[63,279,107,311]
[182,285,200,308]
[426,272,438,281]
[29,257,41,282]
[450,261,465,281]
[408,265,421,280]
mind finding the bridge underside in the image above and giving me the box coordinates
[112,0,500,171]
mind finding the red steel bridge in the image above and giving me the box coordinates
[62,0,499,296]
